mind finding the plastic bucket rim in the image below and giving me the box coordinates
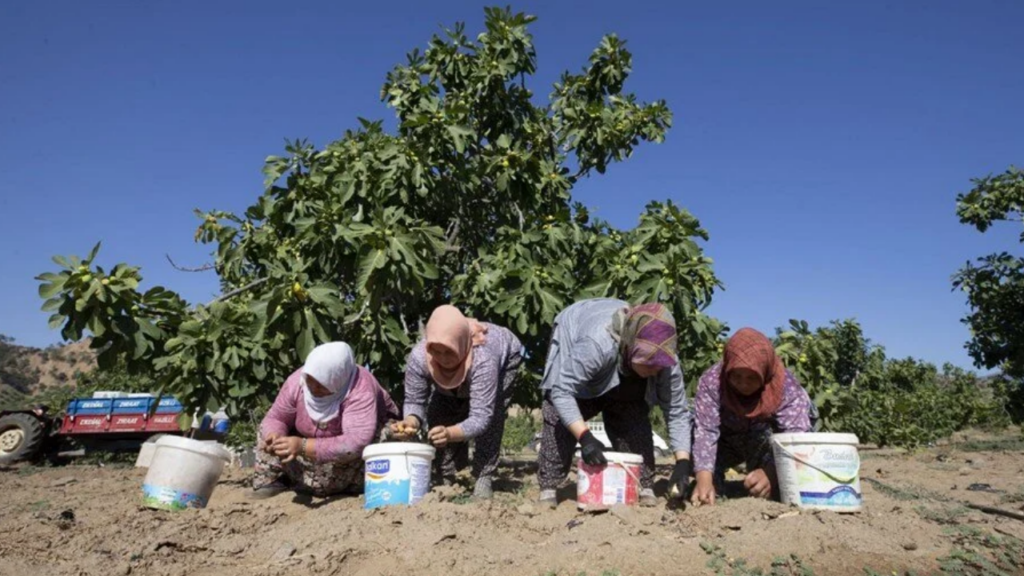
[153,435,232,462]
[600,451,643,464]
[362,442,437,460]
[772,432,860,445]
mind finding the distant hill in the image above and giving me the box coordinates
[0,336,96,407]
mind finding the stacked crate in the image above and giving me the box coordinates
[60,396,183,434]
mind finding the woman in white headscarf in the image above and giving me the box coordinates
[251,342,400,499]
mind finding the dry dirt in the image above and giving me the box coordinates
[1,432,1023,576]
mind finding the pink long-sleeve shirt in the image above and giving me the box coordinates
[260,366,399,463]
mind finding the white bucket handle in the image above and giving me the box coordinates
[606,461,642,495]
[617,461,641,485]
[771,439,860,485]
[583,461,642,486]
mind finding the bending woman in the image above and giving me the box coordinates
[394,305,522,499]
[691,328,815,506]
[537,298,693,508]
[251,342,399,499]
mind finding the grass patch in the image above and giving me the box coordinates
[449,492,474,505]
[16,465,44,476]
[937,526,1024,575]
[859,521,1023,575]
[997,486,1024,505]
[915,504,969,525]
[700,543,816,576]
[954,438,1024,453]
[864,477,951,503]
[76,451,138,467]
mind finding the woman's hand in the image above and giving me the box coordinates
[668,458,693,499]
[427,426,450,447]
[389,416,421,440]
[690,470,716,507]
[260,433,280,455]
[744,468,772,499]
[271,436,303,462]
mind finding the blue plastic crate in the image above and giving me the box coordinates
[71,399,113,415]
[112,398,153,414]
[154,397,183,413]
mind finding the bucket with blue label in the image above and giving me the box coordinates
[772,432,862,513]
[361,442,436,509]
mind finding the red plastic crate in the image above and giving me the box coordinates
[109,414,148,432]
[146,413,182,432]
[70,415,109,433]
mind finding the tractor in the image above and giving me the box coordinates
[0,395,193,465]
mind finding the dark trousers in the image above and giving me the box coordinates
[427,392,511,482]
[537,377,655,491]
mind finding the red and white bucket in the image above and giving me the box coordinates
[576,451,643,511]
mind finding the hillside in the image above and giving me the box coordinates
[0,336,96,406]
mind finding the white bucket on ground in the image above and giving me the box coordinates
[135,442,157,468]
[362,442,436,509]
[142,436,232,510]
[771,432,862,512]
[576,451,643,511]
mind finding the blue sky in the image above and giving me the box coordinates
[2,1,1022,371]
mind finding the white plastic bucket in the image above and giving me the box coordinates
[771,432,862,512]
[362,442,436,509]
[142,436,232,510]
[576,451,643,511]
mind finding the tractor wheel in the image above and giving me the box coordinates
[0,413,46,465]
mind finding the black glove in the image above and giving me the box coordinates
[668,459,693,499]
[579,430,608,466]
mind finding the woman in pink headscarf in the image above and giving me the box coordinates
[393,305,522,499]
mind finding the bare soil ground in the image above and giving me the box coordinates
[1,431,1022,576]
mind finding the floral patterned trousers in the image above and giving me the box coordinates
[252,433,364,497]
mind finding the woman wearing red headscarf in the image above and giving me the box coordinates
[394,305,522,499]
[690,328,815,506]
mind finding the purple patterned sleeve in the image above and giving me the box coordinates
[402,342,431,425]
[692,364,723,473]
[773,370,813,433]
[459,348,501,439]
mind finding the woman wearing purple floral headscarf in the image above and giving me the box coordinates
[536,298,693,508]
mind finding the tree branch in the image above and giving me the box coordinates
[445,219,461,253]
[209,278,269,305]
[166,254,215,273]
[344,301,370,325]
[965,503,1024,523]
[399,310,409,336]
[570,166,589,182]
